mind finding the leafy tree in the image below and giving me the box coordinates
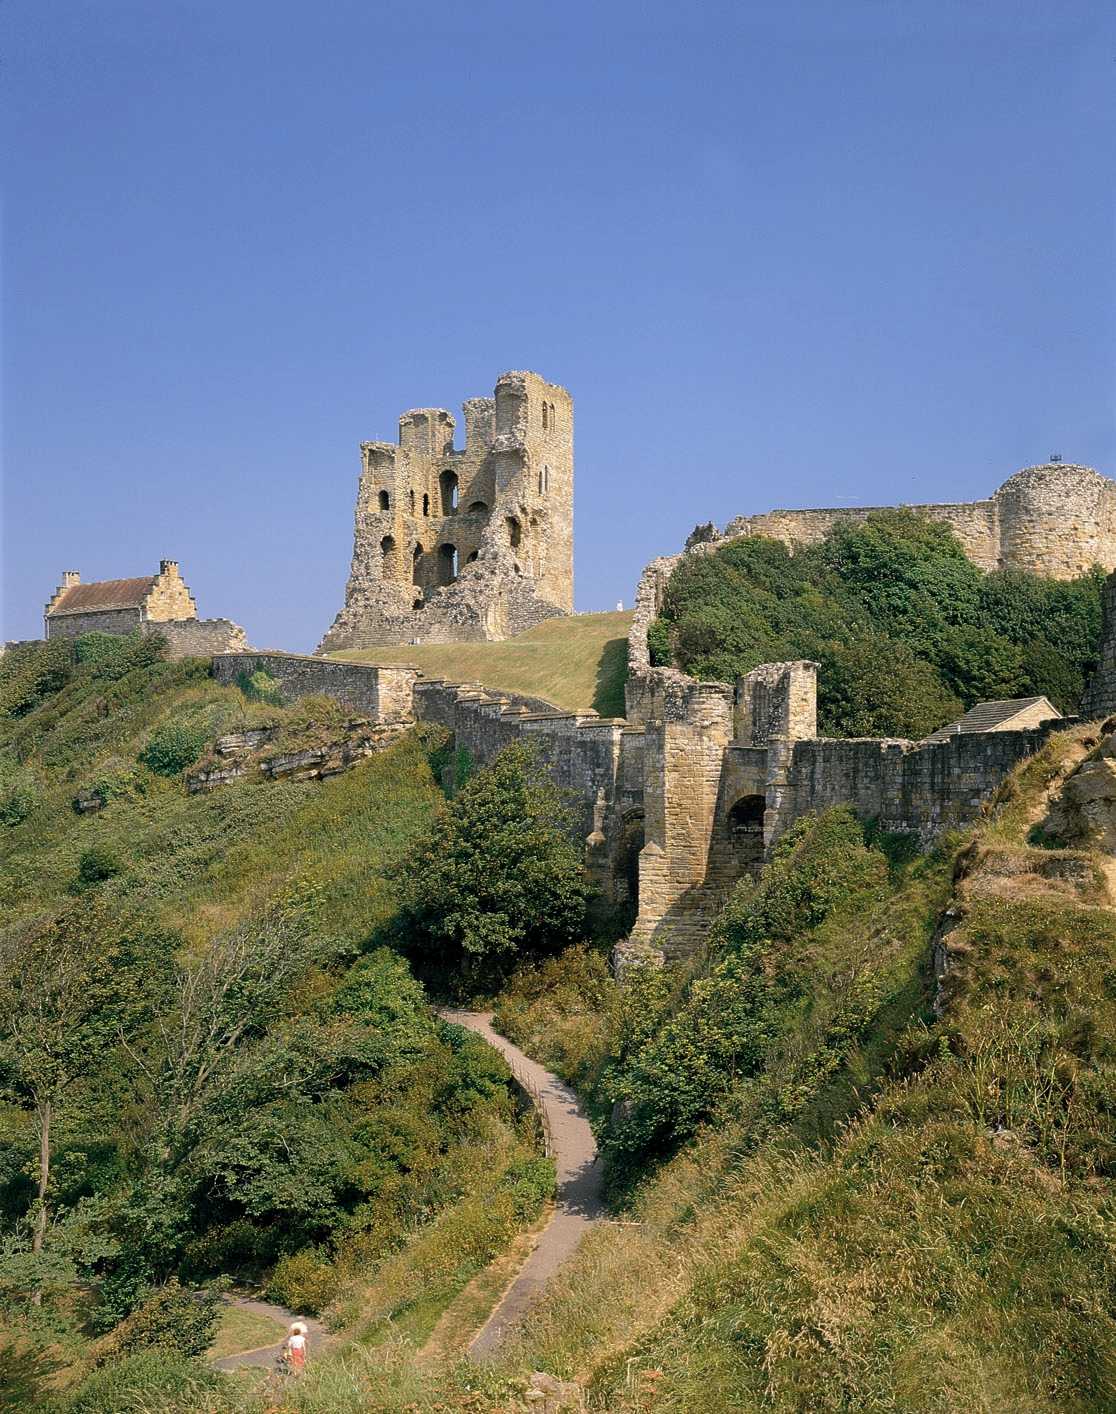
[657,511,1104,734]
[397,742,590,989]
[0,912,170,1303]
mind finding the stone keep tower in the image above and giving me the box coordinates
[318,371,573,650]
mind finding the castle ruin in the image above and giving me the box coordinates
[318,371,573,651]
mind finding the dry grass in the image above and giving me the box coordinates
[327,611,633,717]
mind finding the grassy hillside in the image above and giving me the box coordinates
[327,610,632,717]
[0,636,553,1406]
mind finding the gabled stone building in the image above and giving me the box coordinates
[44,561,248,657]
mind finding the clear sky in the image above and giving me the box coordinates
[3,0,1114,650]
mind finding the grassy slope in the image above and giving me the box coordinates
[0,655,444,947]
[327,610,632,717]
[1,648,555,1402]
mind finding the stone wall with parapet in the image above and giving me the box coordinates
[143,618,249,659]
[212,652,418,723]
[1082,571,1116,720]
[721,463,1116,581]
[787,723,1069,840]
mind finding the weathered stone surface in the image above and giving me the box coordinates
[720,462,1116,580]
[317,371,573,650]
[212,653,417,722]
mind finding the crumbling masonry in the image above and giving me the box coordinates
[318,371,573,650]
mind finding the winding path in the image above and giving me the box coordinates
[440,1009,604,1359]
[209,1296,328,1372]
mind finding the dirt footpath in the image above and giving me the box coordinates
[439,1009,605,1358]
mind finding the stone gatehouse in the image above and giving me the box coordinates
[318,371,573,652]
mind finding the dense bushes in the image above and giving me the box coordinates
[653,511,1104,736]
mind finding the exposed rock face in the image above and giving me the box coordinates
[185,719,408,794]
[317,370,573,650]
[1043,728,1116,853]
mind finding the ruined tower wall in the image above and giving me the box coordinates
[317,371,573,652]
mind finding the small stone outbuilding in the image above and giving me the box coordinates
[43,561,248,657]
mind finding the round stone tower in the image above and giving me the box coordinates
[993,463,1116,578]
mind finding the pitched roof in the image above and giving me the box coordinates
[923,696,1060,743]
[48,576,157,616]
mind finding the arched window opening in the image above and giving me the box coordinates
[542,401,548,430]
[440,469,459,515]
[437,543,459,586]
[378,489,390,511]
[506,516,522,550]
[538,465,550,494]
[422,493,430,517]
[466,549,479,563]
[467,500,488,514]
[727,795,766,871]
[380,535,398,578]
[409,490,416,514]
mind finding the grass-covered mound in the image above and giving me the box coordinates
[329,609,632,717]
[0,636,552,1403]
[650,511,1104,738]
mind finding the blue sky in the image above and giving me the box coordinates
[3,0,1113,650]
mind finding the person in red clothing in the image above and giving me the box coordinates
[282,1321,308,1373]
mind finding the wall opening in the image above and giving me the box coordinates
[538,465,550,494]
[438,543,459,586]
[727,795,766,871]
[466,550,479,563]
[506,516,522,549]
[422,493,430,517]
[380,535,398,577]
[542,401,548,430]
[440,469,459,514]
[378,489,390,511]
[412,544,425,588]
[615,812,644,926]
[467,500,488,514]
[409,490,416,514]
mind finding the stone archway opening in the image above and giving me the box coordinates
[380,535,398,578]
[437,543,459,586]
[616,812,645,924]
[440,469,459,514]
[727,794,766,871]
[506,516,522,550]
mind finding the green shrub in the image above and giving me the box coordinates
[500,1154,556,1220]
[0,640,73,718]
[73,631,164,681]
[266,1246,338,1315]
[66,1349,221,1414]
[138,719,209,776]
[658,511,1103,735]
[92,1278,222,1364]
[0,760,40,826]
[77,844,122,885]
[397,742,591,991]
